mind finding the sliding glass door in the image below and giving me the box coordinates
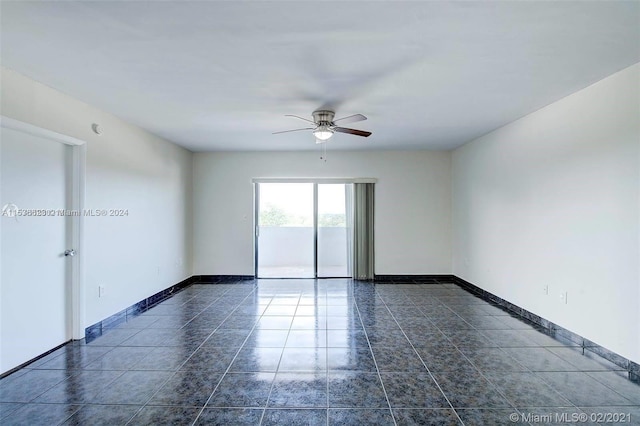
[256,183,315,278]
[317,184,352,278]
[255,182,352,278]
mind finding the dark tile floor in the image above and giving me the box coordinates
[1,279,639,425]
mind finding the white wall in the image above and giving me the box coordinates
[1,67,193,329]
[452,64,640,363]
[193,151,452,276]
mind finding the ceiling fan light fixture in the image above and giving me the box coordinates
[313,125,334,141]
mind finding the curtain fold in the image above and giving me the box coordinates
[345,184,354,278]
[353,183,374,280]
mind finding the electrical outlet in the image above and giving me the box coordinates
[543,285,549,295]
[98,286,105,298]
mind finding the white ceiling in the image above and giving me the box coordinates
[1,1,638,152]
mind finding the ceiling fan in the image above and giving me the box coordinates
[273,110,372,143]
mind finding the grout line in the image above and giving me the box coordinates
[352,290,398,426]
[123,283,251,425]
[190,284,269,425]
[257,293,300,425]
[371,285,464,426]
[6,279,634,425]
[128,282,260,426]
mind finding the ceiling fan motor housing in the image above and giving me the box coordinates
[312,110,335,126]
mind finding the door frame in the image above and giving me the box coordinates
[252,178,377,279]
[1,116,86,340]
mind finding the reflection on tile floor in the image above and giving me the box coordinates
[1,279,639,425]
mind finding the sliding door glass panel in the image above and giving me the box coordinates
[257,183,314,278]
[317,184,352,278]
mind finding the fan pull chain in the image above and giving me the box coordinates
[320,142,327,162]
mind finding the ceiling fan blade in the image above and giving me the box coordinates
[284,114,316,124]
[333,114,367,125]
[272,127,314,135]
[333,127,372,137]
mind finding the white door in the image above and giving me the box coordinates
[1,127,72,373]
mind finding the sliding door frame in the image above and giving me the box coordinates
[253,178,376,279]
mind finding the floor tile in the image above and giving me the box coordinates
[442,330,496,348]
[286,330,327,348]
[121,328,181,347]
[89,370,172,405]
[132,346,194,371]
[371,345,426,372]
[393,408,462,425]
[367,328,411,347]
[501,347,577,372]
[279,348,326,371]
[295,305,327,316]
[416,345,478,373]
[484,371,572,407]
[146,315,192,329]
[148,370,221,406]
[585,371,640,404]
[0,402,23,420]
[579,406,640,425]
[481,329,542,348]
[243,330,289,348]
[203,329,251,348]
[229,347,283,373]
[459,347,527,372]
[547,347,625,371]
[327,372,388,408]
[207,373,275,407]
[256,316,294,330]
[128,406,200,425]
[179,347,237,372]
[84,346,153,370]
[34,370,123,403]
[456,408,526,425]
[86,328,141,346]
[380,372,449,408]
[404,330,452,348]
[290,316,326,330]
[115,315,160,329]
[262,408,327,425]
[33,346,112,370]
[0,369,71,402]
[432,371,512,408]
[328,408,395,425]
[462,315,512,330]
[219,315,260,330]
[3,403,80,426]
[326,329,369,348]
[326,316,360,330]
[264,305,298,316]
[62,404,140,425]
[267,372,327,407]
[327,347,377,372]
[537,371,633,406]
[3,279,638,425]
